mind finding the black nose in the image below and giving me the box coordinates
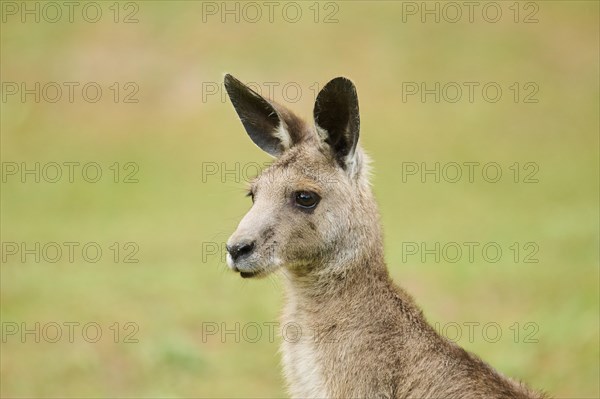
[226,241,255,261]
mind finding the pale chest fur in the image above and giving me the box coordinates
[281,299,330,399]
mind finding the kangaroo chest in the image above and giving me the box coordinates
[281,300,331,399]
[281,334,329,398]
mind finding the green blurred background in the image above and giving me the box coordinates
[1,1,598,398]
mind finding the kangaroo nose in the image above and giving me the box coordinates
[226,241,255,261]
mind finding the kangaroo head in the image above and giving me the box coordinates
[224,74,381,280]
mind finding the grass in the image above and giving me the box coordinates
[1,1,599,398]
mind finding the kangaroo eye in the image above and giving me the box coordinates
[294,191,320,209]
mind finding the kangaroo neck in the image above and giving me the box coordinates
[282,241,389,306]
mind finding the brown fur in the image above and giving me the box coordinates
[223,74,548,399]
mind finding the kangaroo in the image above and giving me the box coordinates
[223,74,547,399]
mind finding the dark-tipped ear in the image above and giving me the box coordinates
[314,77,360,169]
[224,74,303,157]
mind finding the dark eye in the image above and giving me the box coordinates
[294,191,320,209]
[246,190,254,202]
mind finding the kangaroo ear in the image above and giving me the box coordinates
[224,74,303,157]
[314,77,360,170]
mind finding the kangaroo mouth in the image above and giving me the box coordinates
[239,270,261,278]
[229,261,264,278]
[240,270,264,278]
[228,256,262,278]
